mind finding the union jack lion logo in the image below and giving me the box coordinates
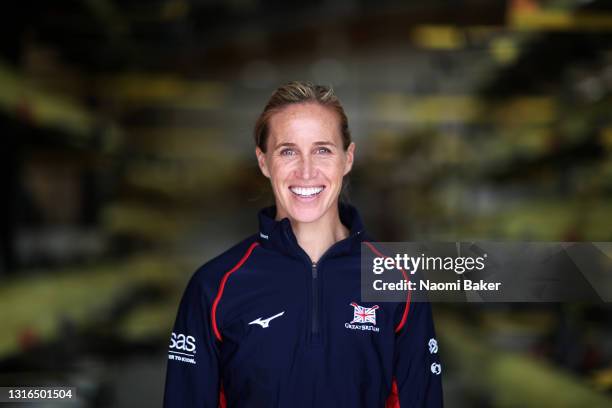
[350,302,379,325]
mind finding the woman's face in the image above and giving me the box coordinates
[256,102,355,224]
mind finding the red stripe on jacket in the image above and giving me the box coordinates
[363,241,412,333]
[211,241,260,342]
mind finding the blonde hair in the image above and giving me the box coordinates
[254,81,351,152]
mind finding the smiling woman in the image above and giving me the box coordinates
[163,81,443,408]
[254,87,355,262]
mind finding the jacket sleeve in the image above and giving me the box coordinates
[163,271,221,407]
[390,301,443,408]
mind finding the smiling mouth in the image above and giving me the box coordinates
[289,186,325,198]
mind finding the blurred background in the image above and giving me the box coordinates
[2,0,612,406]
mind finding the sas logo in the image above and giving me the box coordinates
[345,302,380,333]
[168,332,197,365]
[170,332,196,353]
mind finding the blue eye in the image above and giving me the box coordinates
[280,149,296,156]
[315,147,331,154]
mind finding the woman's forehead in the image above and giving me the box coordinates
[268,103,341,144]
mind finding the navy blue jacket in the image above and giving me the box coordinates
[163,204,443,407]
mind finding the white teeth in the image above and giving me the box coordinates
[290,186,324,197]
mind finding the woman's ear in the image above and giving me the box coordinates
[256,147,271,178]
[343,142,355,176]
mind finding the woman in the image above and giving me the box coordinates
[163,81,443,407]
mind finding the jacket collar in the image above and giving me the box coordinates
[257,202,366,262]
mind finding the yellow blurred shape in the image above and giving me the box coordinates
[118,301,179,341]
[373,94,478,123]
[490,97,555,125]
[600,127,612,151]
[490,37,519,64]
[516,128,550,154]
[411,25,465,49]
[437,314,612,407]
[0,61,94,136]
[0,254,178,358]
[100,74,227,108]
[510,10,612,31]
[592,368,612,391]
[372,94,553,125]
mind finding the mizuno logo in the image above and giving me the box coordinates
[248,311,285,328]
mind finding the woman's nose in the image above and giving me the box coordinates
[297,156,315,179]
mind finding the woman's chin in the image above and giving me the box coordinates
[286,206,327,224]
[279,191,337,223]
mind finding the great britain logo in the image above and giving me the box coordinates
[345,302,380,332]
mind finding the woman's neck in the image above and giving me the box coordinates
[282,206,349,263]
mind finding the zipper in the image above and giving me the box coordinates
[311,262,319,336]
[308,230,362,342]
[283,226,363,342]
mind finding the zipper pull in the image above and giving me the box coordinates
[312,262,317,279]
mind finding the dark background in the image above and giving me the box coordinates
[1,0,611,406]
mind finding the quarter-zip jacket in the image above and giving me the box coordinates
[163,203,443,407]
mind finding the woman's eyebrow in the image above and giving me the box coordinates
[273,142,297,150]
[273,141,336,150]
